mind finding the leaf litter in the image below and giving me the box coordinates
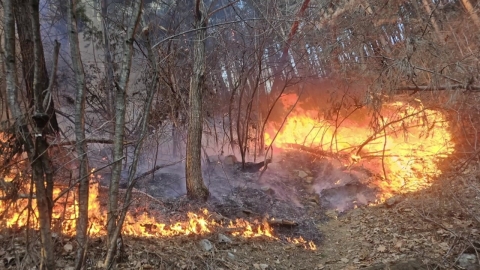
[0,156,479,269]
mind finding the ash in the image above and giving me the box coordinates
[92,144,384,243]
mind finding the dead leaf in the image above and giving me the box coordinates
[439,242,450,251]
[394,240,403,249]
[377,245,386,252]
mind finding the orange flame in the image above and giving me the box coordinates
[265,95,454,199]
[0,172,281,241]
[287,236,317,250]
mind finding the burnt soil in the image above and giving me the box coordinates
[1,151,480,269]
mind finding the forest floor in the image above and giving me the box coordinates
[1,152,480,269]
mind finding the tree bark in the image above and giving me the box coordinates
[186,0,209,201]
[104,18,157,267]
[30,3,57,268]
[105,1,142,267]
[13,0,59,133]
[101,0,116,118]
[30,0,56,220]
[5,1,55,269]
[66,0,90,268]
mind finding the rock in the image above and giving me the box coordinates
[218,233,232,244]
[325,209,338,219]
[63,243,73,253]
[298,170,308,178]
[259,264,269,270]
[198,239,214,252]
[261,186,275,195]
[385,195,403,208]
[305,177,314,184]
[458,253,478,270]
[308,194,320,205]
[254,263,269,270]
[227,252,235,260]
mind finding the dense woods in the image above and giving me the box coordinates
[1,0,480,268]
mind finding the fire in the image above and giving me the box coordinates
[229,219,274,238]
[287,236,317,250]
[265,94,454,199]
[0,171,286,242]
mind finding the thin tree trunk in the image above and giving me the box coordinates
[104,20,157,268]
[227,69,238,152]
[105,1,142,267]
[13,0,59,133]
[30,0,56,221]
[101,0,116,118]
[5,1,55,269]
[186,0,209,201]
[236,76,247,166]
[30,1,56,268]
[66,0,89,268]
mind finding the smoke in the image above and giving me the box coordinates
[311,160,377,212]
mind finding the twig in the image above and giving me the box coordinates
[52,157,124,204]
[51,138,134,146]
[396,84,480,91]
[131,159,185,182]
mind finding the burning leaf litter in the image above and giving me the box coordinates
[265,95,454,201]
[0,173,316,250]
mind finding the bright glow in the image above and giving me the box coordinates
[0,171,278,240]
[265,94,454,200]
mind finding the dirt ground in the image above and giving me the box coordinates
[1,152,480,269]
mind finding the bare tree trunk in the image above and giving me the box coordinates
[186,0,209,201]
[101,0,116,118]
[227,66,240,152]
[66,0,89,268]
[5,1,55,269]
[13,0,59,133]
[30,2,57,268]
[236,74,250,166]
[105,1,142,267]
[30,0,55,220]
[104,19,157,268]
